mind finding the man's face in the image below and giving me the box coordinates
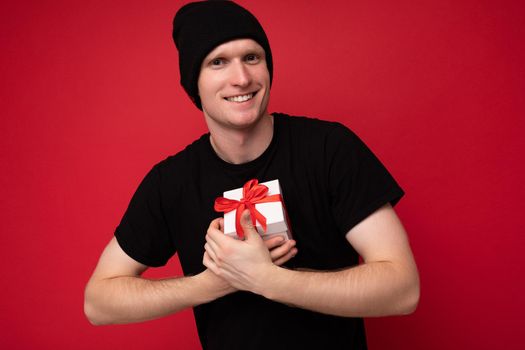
[197,39,271,131]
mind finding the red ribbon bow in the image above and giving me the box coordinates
[214,179,282,239]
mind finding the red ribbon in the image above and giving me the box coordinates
[214,179,282,239]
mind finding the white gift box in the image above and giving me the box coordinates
[222,179,292,241]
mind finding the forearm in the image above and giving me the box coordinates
[204,207,419,317]
[84,269,234,325]
[257,261,419,317]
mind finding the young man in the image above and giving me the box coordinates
[84,1,419,349]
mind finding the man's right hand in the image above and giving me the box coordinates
[264,236,297,266]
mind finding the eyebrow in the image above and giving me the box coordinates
[206,45,264,59]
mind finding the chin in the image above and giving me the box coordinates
[228,116,263,130]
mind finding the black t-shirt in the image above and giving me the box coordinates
[115,113,404,349]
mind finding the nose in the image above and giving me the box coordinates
[229,61,252,87]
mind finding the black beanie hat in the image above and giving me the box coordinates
[172,0,273,110]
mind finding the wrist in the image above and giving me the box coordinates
[196,269,236,299]
[254,264,285,299]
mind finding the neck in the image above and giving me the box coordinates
[208,114,274,164]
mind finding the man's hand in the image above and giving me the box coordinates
[203,210,294,293]
[264,233,297,266]
[203,204,419,318]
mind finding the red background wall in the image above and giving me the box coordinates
[1,1,523,349]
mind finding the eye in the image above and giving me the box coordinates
[210,58,225,67]
[245,54,260,64]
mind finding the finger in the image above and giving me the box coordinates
[204,242,220,264]
[203,251,217,273]
[264,236,285,250]
[273,247,298,266]
[207,221,234,246]
[207,219,224,241]
[205,232,219,251]
[269,240,296,261]
[209,217,222,230]
[240,209,260,241]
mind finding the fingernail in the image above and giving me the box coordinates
[241,214,252,227]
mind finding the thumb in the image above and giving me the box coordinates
[240,209,260,241]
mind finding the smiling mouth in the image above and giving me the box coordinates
[225,91,257,103]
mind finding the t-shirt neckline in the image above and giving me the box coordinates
[205,113,281,172]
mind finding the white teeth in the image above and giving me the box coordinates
[226,93,253,102]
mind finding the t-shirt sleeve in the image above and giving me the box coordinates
[114,165,176,267]
[326,123,404,235]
